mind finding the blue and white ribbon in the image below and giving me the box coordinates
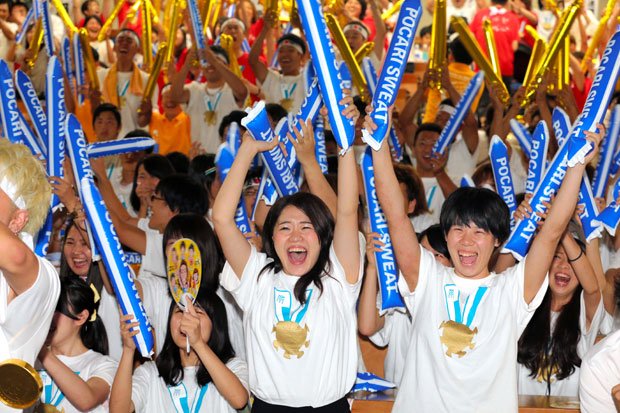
[567,30,620,167]
[578,175,603,241]
[15,7,33,44]
[443,284,488,328]
[460,174,475,187]
[241,101,299,196]
[73,32,86,105]
[41,0,55,56]
[15,69,48,153]
[87,137,155,158]
[46,56,67,212]
[598,179,620,234]
[361,0,422,151]
[187,0,208,67]
[61,36,75,98]
[242,38,250,53]
[314,116,328,173]
[352,372,396,393]
[432,72,484,155]
[592,105,620,197]
[215,144,254,235]
[552,107,571,148]
[503,140,570,260]
[297,0,355,152]
[510,119,531,159]
[274,288,312,323]
[0,61,25,144]
[489,136,517,229]
[525,121,549,195]
[361,147,405,312]
[82,176,154,357]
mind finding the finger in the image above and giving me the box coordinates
[186,298,197,316]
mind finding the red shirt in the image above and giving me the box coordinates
[118,1,143,37]
[571,77,593,112]
[471,6,520,77]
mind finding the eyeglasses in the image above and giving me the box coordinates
[151,194,164,203]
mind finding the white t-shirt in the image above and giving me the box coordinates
[217,287,246,361]
[96,67,157,139]
[138,274,172,356]
[579,328,620,413]
[220,243,364,407]
[137,218,166,279]
[392,248,548,413]
[410,213,437,234]
[260,69,306,114]
[446,135,481,185]
[36,350,117,413]
[0,257,59,366]
[0,21,18,62]
[131,358,248,413]
[99,288,123,361]
[184,81,241,154]
[517,294,605,397]
[421,176,445,224]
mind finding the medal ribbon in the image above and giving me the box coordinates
[274,288,313,323]
[443,284,488,328]
[281,81,298,100]
[168,382,209,413]
[204,90,223,112]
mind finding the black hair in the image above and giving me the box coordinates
[166,151,190,174]
[83,15,103,28]
[518,283,584,388]
[260,192,335,304]
[492,0,508,5]
[156,292,235,387]
[449,35,473,65]
[163,213,224,293]
[440,187,511,244]
[418,224,449,259]
[420,24,432,38]
[10,1,27,13]
[59,219,104,294]
[277,33,307,55]
[413,122,442,144]
[81,0,98,15]
[265,103,288,124]
[188,154,217,201]
[393,162,429,216]
[0,0,10,6]
[344,0,366,19]
[210,45,229,64]
[353,96,366,117]
[92,103,121,127]
[218,110,247,139]
[130,154,175,212]
[56,277,109,355]
[156,174,209,216]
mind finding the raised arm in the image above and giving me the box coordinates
[109,314,139,413]
[369,0,387,60]
[202,47,248,105]
[212,134,278,277]
[561,232,601,328]
[524,127,603,303]
[169,55,192,105]
[367,110,421,291]
[248,11,274,84]
[357,233,385,336]
[0,223,39,296]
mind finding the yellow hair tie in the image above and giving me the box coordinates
[89,309,97,322]
[89,283,101,304]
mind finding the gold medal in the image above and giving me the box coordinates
[203,110,216,125]
[34,403,64,413]
[119,96,126,108]
[280,98,293,112]
[0,359,43,409]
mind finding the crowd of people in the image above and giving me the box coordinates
[1,0,620,411]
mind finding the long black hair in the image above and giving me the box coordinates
[56,277,109,355]
[156,292,234,387]
[59,219,103,294]
[260,192,335,304]
[163,213,224,293]
[518,242,586,391]
[130,154,175,212]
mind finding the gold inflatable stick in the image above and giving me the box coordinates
[97,0,125,41]
[482,18,501,78]
[50,0,78,34]
[381,0,404,20]
[79,28,100,91]
[354,41,375,63]
[26,18,44,69]
[165,0,183,64]
[142,0,153,72]
[325,13,369,102]
[220,33,242,78]
[428,0,446,90]
[522,38,546,89]
[581,0,617,73]
[142,43,166,104]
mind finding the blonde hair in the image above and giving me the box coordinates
[0,140,51,234]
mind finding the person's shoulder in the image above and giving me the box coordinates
[583,329,620,365]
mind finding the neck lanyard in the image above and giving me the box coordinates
[168,382,209,413]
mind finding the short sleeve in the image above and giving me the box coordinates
[398,245,435,314]
[142,230,165,277]
[220,246,269,312]
[579,293,604,342]
[185,82,205,114]
[89,354,119,386]
[579,354,615,413]
[131,361,158,412]
[226,357,250,395]
[259,69,279,89]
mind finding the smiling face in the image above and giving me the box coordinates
[277,44,303,76]
[344,29,365,53]
[85,18,102,39]
[445,223,498,279]
[549,245,580,298]
[114,32,139,63]
[414,130,440,174]
[344,0,363,18]
[63,224,92,278]
[222,21,244,49]
[272,205,321,277]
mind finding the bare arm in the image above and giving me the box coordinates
[248,11,273,84]
[202,47,248,105]
[109,315,139,413]
[442,67,478,154]
[212,135,278,277]
[169,56,191,105]
[0,221,39,296]
[369,0,386,60]
[357,234,385,336]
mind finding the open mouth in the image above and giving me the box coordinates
[458,251,477,267]
[287,247,307,265]
[554,273,571,287]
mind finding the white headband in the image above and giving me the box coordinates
[438,104,456,116]
[0,176,26,210]
[221,18,246,33]
[343,23,369,41]
[278,39,304,55]
[116,30,141,47]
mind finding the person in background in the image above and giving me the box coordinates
[148,84,191,156]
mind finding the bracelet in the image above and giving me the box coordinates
[568,249,584,263]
